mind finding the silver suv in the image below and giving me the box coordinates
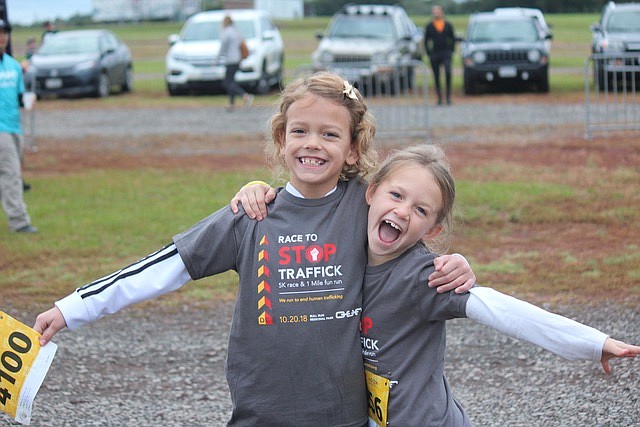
[590,1,640,89]
[311,4,423,94]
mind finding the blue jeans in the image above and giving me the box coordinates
[223,63,245,105]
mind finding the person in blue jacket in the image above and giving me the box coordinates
[0,19,37,233]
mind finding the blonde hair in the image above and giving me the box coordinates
[265,71,378,182]
[368,144,456,253]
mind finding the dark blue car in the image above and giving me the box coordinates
[25,29,133,98]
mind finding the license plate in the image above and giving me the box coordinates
[498,66,518,78]
[498,66,517,78]
[45,78,62,89]
[197,69,223,80]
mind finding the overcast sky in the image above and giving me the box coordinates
[6,0,93,25]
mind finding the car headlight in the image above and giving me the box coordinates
[319,51,334,64]
[527,49,541,62]
[74,60,98,72]
[371,51,398,64]
[472,51,486,64]
[602,38,624,52]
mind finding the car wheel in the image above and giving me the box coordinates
[95,73,110,98]
[273,54,285,90]
[253,61,270,95]
[398,66,414,92]
[167,83,186,96]
[122,66,133,93]
[593,58,606,92]
[537,67,550,93]
[463,71,478,95]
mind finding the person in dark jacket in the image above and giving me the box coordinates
[424,5,455,105]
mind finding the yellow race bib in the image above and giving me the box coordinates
[365,370,390,427]
[0,311,57,425]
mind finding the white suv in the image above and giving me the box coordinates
[165,9,284,96]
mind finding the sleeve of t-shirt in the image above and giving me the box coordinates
[417,262,471,321]
[55,243,191,330]
[173,205,242,280]
[466,287,608,363]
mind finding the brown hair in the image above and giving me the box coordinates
[265,71,378,182]
[368,144,456,253]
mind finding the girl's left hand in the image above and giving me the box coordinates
[429,254,476,293]
[601,338,640,374]
[230,181,276,221]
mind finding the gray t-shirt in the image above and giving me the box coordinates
[362,244,472,427]
[174,178,369,427]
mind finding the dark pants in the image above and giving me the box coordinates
[223,63,245,105]
[428,52,452,103]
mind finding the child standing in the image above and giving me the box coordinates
[361,144,640,426]
[33,72,474,426]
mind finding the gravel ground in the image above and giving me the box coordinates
[1,301,638,427]
[29,102,585,140]
[6,100,639,426]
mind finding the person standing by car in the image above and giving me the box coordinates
[219,15,253,111]
[41,21,57,43]
[425,5,456,105]
[0,19,37,233]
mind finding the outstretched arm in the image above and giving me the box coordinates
[230,181,276,221]
[34,244,191,345]
[467,287,640,373]
[428,253,476,293]
[601,338,640,374]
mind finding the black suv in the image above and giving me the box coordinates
[590,1,640,89]
[461,11,552,94]
[311,3,423,94]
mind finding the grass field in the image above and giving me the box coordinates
[2,13,639,315]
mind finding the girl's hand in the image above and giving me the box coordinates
[230,181,276,221]
[601,338,640,374]
[429,254,476,293]
[33,306,67,346]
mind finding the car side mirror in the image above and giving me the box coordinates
[545,33,553,40]
[168,34,179,46]
[590,24,602,33]
[316,31,324,40]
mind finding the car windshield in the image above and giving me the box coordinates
[606,11,640,33]
[182,19,255,41]
[468,19,539,43]
[38,34,99,55]
[327,15,396,40]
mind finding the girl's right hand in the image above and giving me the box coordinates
[230,181,276,221]
[34,306,67,346]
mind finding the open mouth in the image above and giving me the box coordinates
[378,220,401,243]
[298,156,326,166]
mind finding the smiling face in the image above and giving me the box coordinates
[365,165,444,266]
[279,94,359,198]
